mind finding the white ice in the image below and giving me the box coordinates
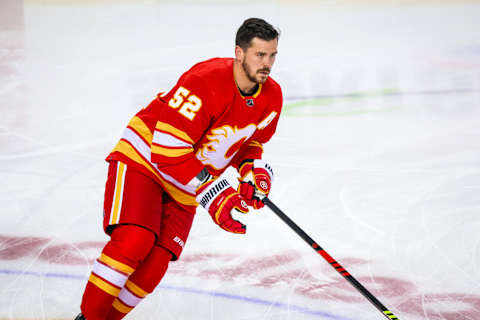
[1,1,480,319]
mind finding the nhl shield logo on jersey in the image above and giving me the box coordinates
[246,98,254,107]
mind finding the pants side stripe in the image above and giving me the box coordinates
[110,162,127,225]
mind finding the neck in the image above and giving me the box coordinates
[233,60,257,94]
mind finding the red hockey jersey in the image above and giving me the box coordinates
[107,57,283,213]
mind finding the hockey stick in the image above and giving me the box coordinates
[262,197,400,320]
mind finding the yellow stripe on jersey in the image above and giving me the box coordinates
[111,162,126,225]
[257,111,278,130]
[253,83,263,98]
[238,161,252,176]
[112,298,133,313]
[88,274,121,297]
[125,280,148,298]
[111,140,197,206]
[128,116,153,144]
[151,145,193,157]
[248,141,263,149]
[155,121,194,144]
[99,254,135,274]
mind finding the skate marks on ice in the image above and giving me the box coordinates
[1,235,480,319]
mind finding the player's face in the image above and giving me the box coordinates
[239,37,278,84]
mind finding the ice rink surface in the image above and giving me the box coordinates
[1,0,480,319]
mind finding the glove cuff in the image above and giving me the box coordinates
[188,167,213,191]
[253,159,274,182]
[238,159,254,178]
[196,178,231,211]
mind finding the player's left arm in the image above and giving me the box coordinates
[232,82,283,167]
[234,86,283,208]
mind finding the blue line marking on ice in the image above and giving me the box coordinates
[0,268,86,280]
[158,284,351,319]
[0,268,353,320]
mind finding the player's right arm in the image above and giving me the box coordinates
[150,74,212,185]
[151,74,249,233]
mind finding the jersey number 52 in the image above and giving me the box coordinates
[168,86,202,121]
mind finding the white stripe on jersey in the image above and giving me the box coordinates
[121,128,196,195]
[152,130,192,148]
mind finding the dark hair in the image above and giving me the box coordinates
[235,18,280,50]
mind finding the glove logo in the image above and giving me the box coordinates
[259,181,268,191]
[240,200,248,209]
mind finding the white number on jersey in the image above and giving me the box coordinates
[168,86,203,121]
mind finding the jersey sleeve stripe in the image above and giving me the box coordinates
[155,121,194,144]
[152,130,192,149]
[151,145,193,157]
[111,128,197,206]
[127,116,153,144]
[121,129,195,192]
[113,140,197,206]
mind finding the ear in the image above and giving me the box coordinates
[235,45,245,62]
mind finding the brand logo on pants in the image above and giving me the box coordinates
[173,236,185,248]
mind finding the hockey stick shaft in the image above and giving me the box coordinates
[262,197,400,320]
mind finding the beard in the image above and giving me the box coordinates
[242,60,270,84]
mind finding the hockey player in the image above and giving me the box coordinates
[76,17,282,319]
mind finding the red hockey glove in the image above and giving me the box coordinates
[237,159,274,209]
[196,176,249,234]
